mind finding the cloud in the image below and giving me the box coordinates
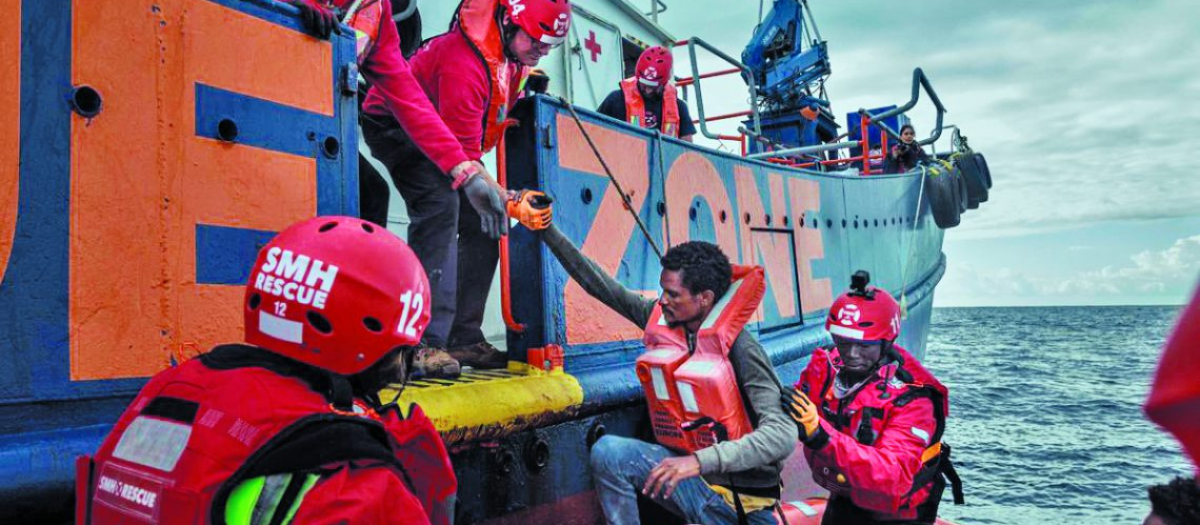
[667,0,1200,238]
[938,235,1200,306]
[1055,235,1200,296]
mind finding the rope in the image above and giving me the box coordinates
[560,98,664,259]
[898,165,927,318]
[655,131,672,250]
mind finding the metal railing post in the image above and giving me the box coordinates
[685,37,762,143]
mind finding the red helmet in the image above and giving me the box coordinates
[244,216,431,375]
[636,46,673,87]
[825,271,901,343]
[503,0,572,46]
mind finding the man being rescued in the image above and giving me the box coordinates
[597,46,697,142]
[508,197,793,524]
[785,271,963,524]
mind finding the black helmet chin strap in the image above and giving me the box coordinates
[496,8,522,63]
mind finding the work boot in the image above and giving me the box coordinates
[446,341,508,370]
[411,347,461,379]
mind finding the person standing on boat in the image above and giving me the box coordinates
[597,46,697,142]
[784,271,962,525]
[289,0,500,232]
[882,124,929,173]
[78,217,456,525]
[357,0,573,378]
[507,204,793,524]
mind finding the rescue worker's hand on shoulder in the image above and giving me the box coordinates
[506,190,553,231]
[457,162,509,240]
[783,387,828,447]
[291,1,340,39]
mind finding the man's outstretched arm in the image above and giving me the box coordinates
[539,225,654,328]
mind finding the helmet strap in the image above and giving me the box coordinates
[328,372,355,412]
[498,9,522,63]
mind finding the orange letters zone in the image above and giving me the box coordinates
[69,0,331,380]
[555,116,833,345]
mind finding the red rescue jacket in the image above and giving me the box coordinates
[77,344,456,525]
[795,345,960,523]
[636,265,764,452]
[621,78,680,137]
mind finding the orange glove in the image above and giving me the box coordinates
[783,387,821,439]
[506,190,553,231]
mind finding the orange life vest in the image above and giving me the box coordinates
[621,77,681,138]
[455,0,530,153]
[325,0,384,63]
[635,266,765,452]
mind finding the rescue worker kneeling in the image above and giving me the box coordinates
[785,271,963,525]
[507,195,793,524]
[78,217,456,525]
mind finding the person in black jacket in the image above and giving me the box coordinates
[882,124,929,174]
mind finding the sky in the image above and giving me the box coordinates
[658,0,1200,307]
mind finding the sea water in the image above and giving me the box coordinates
[926,306,1192,525]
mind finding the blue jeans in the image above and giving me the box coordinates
[589,435,777,525]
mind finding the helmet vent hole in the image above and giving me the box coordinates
[361,223,376,234]
[860,321,875,327]
[319,221,338,232]
[248,293,262,310]
[363,317,383,332]
[307,311,333,334]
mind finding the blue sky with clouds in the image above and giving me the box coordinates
[660,0,1200,306]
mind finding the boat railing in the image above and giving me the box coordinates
[645,0,668,22]
[751,68,950,175]
[674,37,763,155]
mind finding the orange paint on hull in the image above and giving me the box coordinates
[69,0,325,380]
[664,151,737,256]
[0,0,18,286]
[556,114,648,344]
[787,178,833,314]
[734,168,798,320]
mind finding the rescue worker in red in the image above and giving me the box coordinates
[356,0,574,378]
[78,216,456,525]
[288,0,505,232]
[785,271,963,524]
[597,46,696,142]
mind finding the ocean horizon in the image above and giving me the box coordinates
[924,305,1191,524]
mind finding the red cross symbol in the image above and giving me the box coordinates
[584,30,602,63]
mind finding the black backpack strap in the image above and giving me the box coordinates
[940,444,965,505]
[199,344,354,411]
[210,414,401,525]
[731,490,750,525]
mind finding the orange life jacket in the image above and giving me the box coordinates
[455,0,530,153]
[635,266,765,452]
[338,0,385,63]
[621,77,681,137]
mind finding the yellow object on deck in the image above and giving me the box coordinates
[379,362,585,446]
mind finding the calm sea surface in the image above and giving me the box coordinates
[925,306,1192,525]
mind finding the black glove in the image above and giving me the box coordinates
[462,175,509,240]
[292,1,339,39]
